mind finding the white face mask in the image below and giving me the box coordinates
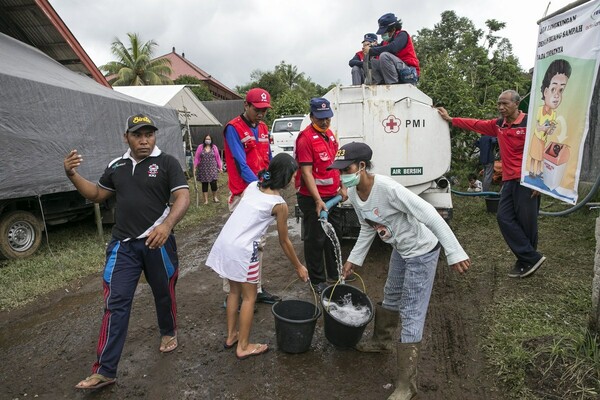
[341,167,364,188]
[205,140,212,145]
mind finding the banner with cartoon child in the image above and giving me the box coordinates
[521,0,600,204]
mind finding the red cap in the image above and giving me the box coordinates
[245,88,272,108]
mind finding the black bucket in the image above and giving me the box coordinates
[321,284,373,348]
[272,300,321,353]
[485,196,500,213]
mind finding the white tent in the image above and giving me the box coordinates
[114,85,221,127]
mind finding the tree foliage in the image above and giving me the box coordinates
[235,60,331,126]
[414,11,531,165]
[100,33,173,86]
[174,75,214,101]
[271,91,307,119]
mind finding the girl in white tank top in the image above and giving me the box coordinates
[206,153,309,360]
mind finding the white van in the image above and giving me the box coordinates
[270,115,306,156]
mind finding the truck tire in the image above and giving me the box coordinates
[0,211,43,259]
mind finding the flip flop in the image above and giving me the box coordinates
[224,333,239,349]
[75,373,116,390]
[236,343,269,360]
[160,335,178,353]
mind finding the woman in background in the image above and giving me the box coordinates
[194,134,222,204]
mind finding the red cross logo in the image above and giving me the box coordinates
[382,115,401,133]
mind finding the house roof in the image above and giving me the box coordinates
[114,85,222,126]
[0,0,109,87]
[189,99,245,149]
[155,49,241,100]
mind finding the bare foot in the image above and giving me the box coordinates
[224,332,239,349]
[236,343,269,360]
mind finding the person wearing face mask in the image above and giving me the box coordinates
[328,142,470,400]
[294,97,349,294]
[366,12,420,85]
[194,134,223,204]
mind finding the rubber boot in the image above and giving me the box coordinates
[355,303,398,353]
[388,342,420,400]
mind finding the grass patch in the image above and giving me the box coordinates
[177,174,229,230]
[450,193,599,399]
[0,221,109,310]
[0,175,230,311]
[526,331,600,399]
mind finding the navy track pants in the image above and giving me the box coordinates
[91,235,179,378]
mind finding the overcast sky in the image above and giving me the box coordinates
[49,0,574,90]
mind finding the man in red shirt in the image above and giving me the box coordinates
[295,98,347,293]
[438,90,546,278]
[349,33,378,85]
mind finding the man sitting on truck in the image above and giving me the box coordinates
[365,13,420,85]
[64,113,190,389]
[349,33,378,85]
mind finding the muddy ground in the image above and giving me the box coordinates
[0,205,503,400]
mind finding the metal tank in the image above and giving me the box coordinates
[297,84,453,239]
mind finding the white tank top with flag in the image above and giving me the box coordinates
[206,183,285,282]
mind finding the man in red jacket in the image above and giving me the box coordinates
[438,90,546,278]
[295,98,347,293]
[366,13,420,85]
[222,88,279,304]
[349,33,378,85]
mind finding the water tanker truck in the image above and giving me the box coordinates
[297,84,452,239]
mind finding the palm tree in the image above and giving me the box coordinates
[275,61,304,89]
[100,33,172,86]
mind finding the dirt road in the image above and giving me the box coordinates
[0,209,502,400]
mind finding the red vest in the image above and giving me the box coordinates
[384,30,420,75]
[295,125,340,197]
[223,116,270,195]
[355,51,365,62]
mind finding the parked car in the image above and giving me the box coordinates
[269,115,306,156]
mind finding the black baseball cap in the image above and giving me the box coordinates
[126,114,158,132]
[328,142,373,170]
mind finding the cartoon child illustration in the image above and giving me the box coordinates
[529,58,571,178]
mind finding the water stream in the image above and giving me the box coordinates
[319,213,372,326]
[320,219,344,283]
